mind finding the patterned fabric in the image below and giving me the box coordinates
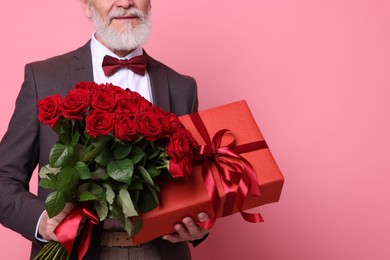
[102,55,148,76]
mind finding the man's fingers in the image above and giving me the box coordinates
[62,203,76,215]
[162,214,210,243]
[197,212,209,222]
[162,233,181,243]
[162,222,194,243]
[174,223,191,239]
[182,217,200,237]
[39,211,59,241]
[38,204,78,241]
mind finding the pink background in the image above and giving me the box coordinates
[1,1,389,259]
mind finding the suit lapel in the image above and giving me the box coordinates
[146,55,171,112]
[69,41,94,87]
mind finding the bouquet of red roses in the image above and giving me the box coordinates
[34,82,197,259]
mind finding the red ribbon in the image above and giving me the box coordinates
[190,113,267,229]
[53,205,99,260]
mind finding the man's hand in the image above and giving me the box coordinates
[162,212,210,243]
[38,203,76,241]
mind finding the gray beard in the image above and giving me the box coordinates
[91,7,152,52]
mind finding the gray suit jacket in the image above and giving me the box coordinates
[0,41,198,259]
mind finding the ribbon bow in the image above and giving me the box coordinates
[190,113,266,229]
[102,54,148,77]
[54,205,99,260]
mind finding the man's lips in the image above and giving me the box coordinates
[113,15,139,20]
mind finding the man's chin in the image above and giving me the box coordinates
[100,35,142,53]
[95,22,151,53]
[111,18,141,28]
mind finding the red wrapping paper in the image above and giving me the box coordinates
[132,100,284,244]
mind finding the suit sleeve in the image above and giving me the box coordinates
[190,77,198,113]
[0,64,45,242]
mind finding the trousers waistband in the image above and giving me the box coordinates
[100,231,138,247]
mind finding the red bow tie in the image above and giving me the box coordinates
[102,54,148,77]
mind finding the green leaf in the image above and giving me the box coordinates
[130,216,143,237]
[138,166,154,186]
[90,183,104,197]
[82,135,111,162]
[146,183,160,202]
[146,148,162,160]
[49,144,74,168]
[94,199,108,221]
[74,161,91,180]
[113,142,132,160]
[38,165,60,190]
[39,175,57,189]
[94,148,114,166]
[137,187,158,213]
[122,217,133,238]
[146,166,160,178]
[45,191,66,218]
[130,177,143,190]
[130,189,139,204]
[108,202,124,220]
[79,191,99,201]
[107,159,134,184]
[62,191,75,202]
[74,143,86,161]
[103,184,115,204]
[53,119,72,144]
[129,146,145,165]
[118,188,138,217]
[133,134,144,144]
[77,183,91,194]
[91,168,109,180]
[70,131,81,147]
[153,185,161,193]
[38,165,61,178]
[56,166,79,192]
[137,138,150,151]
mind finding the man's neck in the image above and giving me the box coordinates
[112,49,136,57]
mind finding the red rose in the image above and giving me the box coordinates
[114,115,138,141]
[106,83,127,98]
[162,112,186,135]
[149,106,170,133]
[128,91,152,111]
[135,111,163,141]
[91,89,117,112]
[166,131,194,161]
[60,89,91,120]
[166,130,197,179]
[37,95,62,128]
[116,95,141,115]
[90,83,106,95]
[169,156,192,180]
[85,110,114,138]
[74,81,99,91]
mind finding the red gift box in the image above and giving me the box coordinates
[132,100,284,244]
